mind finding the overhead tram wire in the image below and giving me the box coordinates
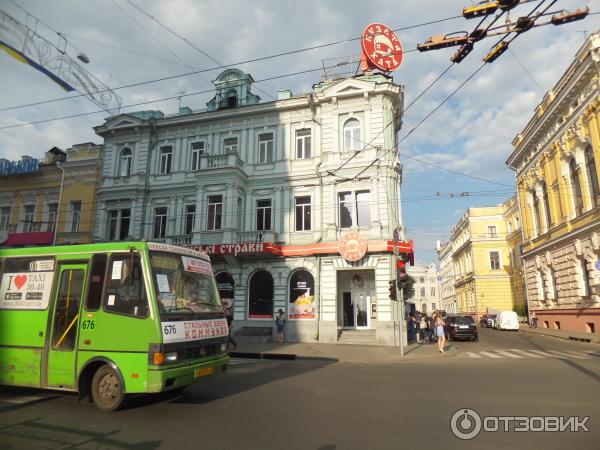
[0,14,463,113]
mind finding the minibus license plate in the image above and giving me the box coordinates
[194,367,214,378]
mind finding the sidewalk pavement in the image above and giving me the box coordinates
[229,339,456,363]
[519,324,600,344]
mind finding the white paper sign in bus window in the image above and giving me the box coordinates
[0,271,54,309]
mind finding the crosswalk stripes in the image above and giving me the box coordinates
[461,348,600,360]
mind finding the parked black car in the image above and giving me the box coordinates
[444,315,479,341]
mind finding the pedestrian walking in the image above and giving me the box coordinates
[420,313,428,342]
[407,313,416,342]
[224,305,237,349]
[428,314,436,343]
[530,311,538,329]
[415,312,422,343]
[275,308,286,343]
[434,312,446,354]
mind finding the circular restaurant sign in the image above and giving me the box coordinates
[339,232,368,262]
[361,23,403,72]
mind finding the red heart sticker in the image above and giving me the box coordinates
[14,275,27,290]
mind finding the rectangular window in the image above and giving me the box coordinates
[295,196,311,231]
[420,287,425,297]
[104,254,148,318]
[419,277,425,283]
[490,251,500,270]
[207,195,223,230]
[431,287,436,296]
[153,207,168,239]
[0,206,10,231]
[52,269,84,350]
[224,137,238,153]
[338,192,352,228]
[47,203,58,232]
[432,302,436,310]
[296,129,311,159]
[487,225,497,237]
[108,208,131,241]
[191,142,204,171]
[356,191,371,228]
[23,205,35,232]
[159,146,173,174]
[86,254,107,311]
[258,133,274,164]
[256,199,272,231]
[185,205,196,235]
[70,201,82,233]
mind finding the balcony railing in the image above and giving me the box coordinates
[199,153,244,171]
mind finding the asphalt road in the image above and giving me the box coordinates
[1,328,599,450]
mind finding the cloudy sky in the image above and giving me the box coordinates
[1,0,599,263]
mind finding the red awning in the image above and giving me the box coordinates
[4,232,55,246]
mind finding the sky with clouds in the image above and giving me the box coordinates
[1,0,599,263]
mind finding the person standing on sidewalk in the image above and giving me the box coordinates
[275,309,286,343]
[225,306,237,349]
[434,312,446,354]
[420,313,428,342]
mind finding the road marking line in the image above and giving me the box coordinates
[508,349,545,358]
[527,350,567,359]
[466,352,482,358]
[561,350,596,358]
[479,351,503,359]
[495,350,523,358]
[547,350,589,360]
[582,350,600,357]
[228,358,261,365]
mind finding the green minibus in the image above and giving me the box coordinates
[0,241,229,411]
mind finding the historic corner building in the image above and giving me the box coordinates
[0,143,101,247]
[93,67,413,345]
[506,32,600,334]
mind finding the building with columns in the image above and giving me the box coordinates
[93,68,412,345]
[436,240,456,314]
[506,32,600,334]
[406,262,442,315]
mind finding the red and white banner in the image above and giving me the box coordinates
[161,318,228,343]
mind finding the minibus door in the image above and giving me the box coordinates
[45,264,88,389]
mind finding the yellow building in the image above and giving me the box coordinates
[506,32,600,334]
[0,144,101,247]
[502,194,526,314]
[449,205,515,319]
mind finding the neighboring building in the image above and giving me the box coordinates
[436,240,456,314]
[449,206,514,319]
[407,262,441,315]
[506,32,600,334]
[55,142,102,244]
[93,68,412,345]
[0,148,65,247]
[502,194,526,314]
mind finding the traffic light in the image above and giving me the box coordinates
[397,259,407,281]
[388,280,397,301]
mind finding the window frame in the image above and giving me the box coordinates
[569,158,583,216]
[207,195,223,231]
[190,141,205,171]
[70,201,82,233]
[184,204,196,235]
[258,132,274,164]
[256,199,272,231]
[223,137,238,154]
[295,128,312,159]
[343,118,361,152]
[159,146,173,174]
[22,204,35,233]
[47,203,58,232]
[295,196,312,232]
[489,251,501,270]
[0,206,10,231]
[102,252,149,319]
[584,145,600,208]
[107,208,131,241]
[119,148,133,177]
[153,207,168,239]
[487,225,497,238]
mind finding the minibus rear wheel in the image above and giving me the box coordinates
[91,365,126,412]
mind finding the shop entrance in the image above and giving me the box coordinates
[338,270,374,330]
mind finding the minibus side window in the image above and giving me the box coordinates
[86,254,107,311]
[103,254,148,318]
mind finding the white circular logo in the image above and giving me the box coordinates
[450,408,482,440]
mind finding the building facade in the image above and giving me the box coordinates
[406,262,441,314]
[0,144,102,247]
[506,32,600,334]
[436,240,456,314]
[93,69,412,345]
[502,194,526,314]
[449,206,515,319]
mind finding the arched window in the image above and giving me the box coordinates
[248,270,273,319]
[533,190,542,236]
[584,145,600,208]
[216,272,235,308]
[541,182,552,229]
[289,269,315,319]
[569,158,583,216]
[120,148,132,176]
[343,118,361,152]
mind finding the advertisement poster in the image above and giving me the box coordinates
[0,271,54,309]
[216,272,234,309]
[289,270,315,319]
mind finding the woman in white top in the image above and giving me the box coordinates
[434,313,446,354]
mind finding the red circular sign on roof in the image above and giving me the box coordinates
[361,23,403,72]
[339,232,368,262]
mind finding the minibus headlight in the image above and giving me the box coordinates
[165,352,178,362]
[221,343,227,353]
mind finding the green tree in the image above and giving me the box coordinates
[399,275,415,300]
[513,302,527,317]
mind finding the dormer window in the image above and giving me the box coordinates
[343,118,361,152]
[119,148,132,176]
[226,91,237,108]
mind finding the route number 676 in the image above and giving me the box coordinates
[163,324,177,335]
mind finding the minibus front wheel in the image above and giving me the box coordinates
[91,365,126,412]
